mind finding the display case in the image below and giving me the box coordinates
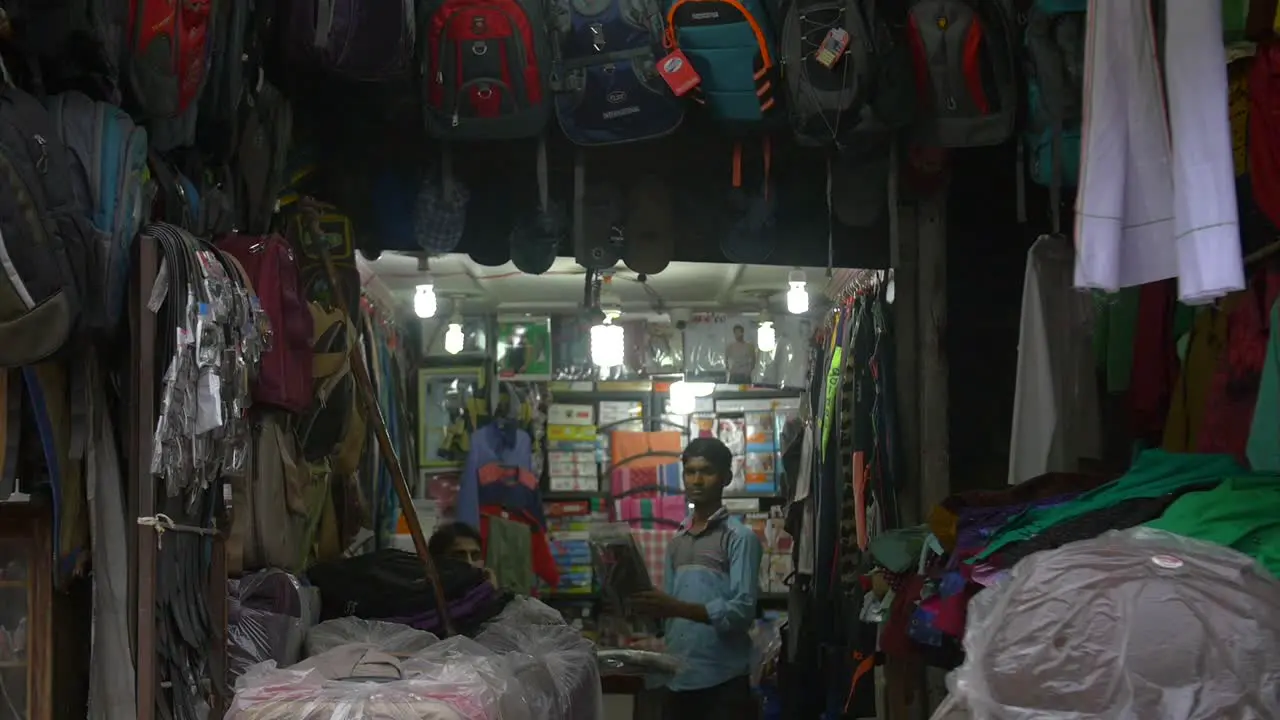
[0,503,51,720]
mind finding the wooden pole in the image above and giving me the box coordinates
[301,199,455,636]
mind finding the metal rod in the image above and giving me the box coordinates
[133,232,158,720]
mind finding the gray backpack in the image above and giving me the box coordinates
[780,0,877,147]
[906,0,1017,148]
[46,91,150,330]
[0,82,94,365]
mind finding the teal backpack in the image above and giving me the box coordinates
[662,0,782,130]
[1023,0,1087,231]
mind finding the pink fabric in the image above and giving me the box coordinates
[631,529,677,590]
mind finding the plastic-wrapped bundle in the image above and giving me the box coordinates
[475,620,599,720]
[305,617,439,656]
[951,528,1280,719]
[227,640,527,720]
[228,570,320,680]
[488,596,567,626]
[597,649,681,679]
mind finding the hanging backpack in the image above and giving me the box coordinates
[126,0,214,119]
[45,91,149,331]
[780,0,916,148]
[419,0,553,140]
[905,0,1017,148]
[232,81,293,235]
[1022,0,1085,229]
[299,304,361,465]
[0,82,95,365]
[662,0,781,130]
[284,0,416,81]
[229,411,314,574]
[216,233,315,414]
[549,0,685,145]
[198,0,278,161]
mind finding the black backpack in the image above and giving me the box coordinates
[0,81,95,365]
[198,0,278,162]
[780,0,916,149]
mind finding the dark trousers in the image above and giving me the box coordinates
[663,675,756,720]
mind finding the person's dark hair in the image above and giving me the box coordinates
[733,324,744,332]
[427,521,483,559]
[682,437,734,480]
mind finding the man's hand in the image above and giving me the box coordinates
[484,568,499,588]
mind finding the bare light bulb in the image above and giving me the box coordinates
[414,283,437,319]
[444,322,464,354]
[757,321,776,353]
[590,320,625,367]
[786,270,808,315]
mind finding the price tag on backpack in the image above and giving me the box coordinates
[657,50,701,96]
[815,28,850,69]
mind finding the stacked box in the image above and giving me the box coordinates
[543,500,607,595]
[547,404,599,492]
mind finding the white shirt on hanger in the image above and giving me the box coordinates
[1010,235,1103,485]
[1073,0,1245,304]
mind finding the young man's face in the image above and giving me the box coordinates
[683,456,727,505]
[734,327,745,341]
[448,537,484,569]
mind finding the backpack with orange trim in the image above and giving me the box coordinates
[662,0,782,130]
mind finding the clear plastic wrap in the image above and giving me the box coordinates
[597,649,681,679]
[228,570,318,680]
[750,618,782,687]
[475,620,596,720]
[403,636,533,720]
[306,618,440,657]
[951,528,1280,720]
[228,639,526,720]
[489,596,566,626]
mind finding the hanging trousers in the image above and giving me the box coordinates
[1074,0,1245,305]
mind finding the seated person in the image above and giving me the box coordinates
[427,521,498,586]
[630,437,764,720]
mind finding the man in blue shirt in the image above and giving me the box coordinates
[631,437,764,720]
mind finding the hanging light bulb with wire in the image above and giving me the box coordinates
[414,282,437,319]
[591,310,625,368]
[786,270,808,315]
[414,256,437,319]
[757,306,777,353]
[444,306,465,355]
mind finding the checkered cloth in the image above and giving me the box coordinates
[413,174,469,254]
[631,528,676,591]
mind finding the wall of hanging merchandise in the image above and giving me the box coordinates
[356,293,419,551]
[778,272,909,719]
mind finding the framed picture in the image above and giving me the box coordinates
[496,316,552,380]
[418,367,484,468]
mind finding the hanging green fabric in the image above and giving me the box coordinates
[975,450,1248,561]
[1247,299,1280,472]
[1145,475,1280,578]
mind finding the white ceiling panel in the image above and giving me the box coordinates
[362,251,846,314]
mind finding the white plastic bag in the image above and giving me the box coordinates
[951,528,1280,719]
[306,617,439,657]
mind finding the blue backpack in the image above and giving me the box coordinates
[550,0,686,145]
[1023,0,1086,230]
[46,92,149,330]
[662,0,781,129]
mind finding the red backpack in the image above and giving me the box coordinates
[217,233,315,414]
[1251,42,1280,230]
[127,0,214,118]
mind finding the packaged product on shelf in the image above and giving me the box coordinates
[547,404,599,492]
